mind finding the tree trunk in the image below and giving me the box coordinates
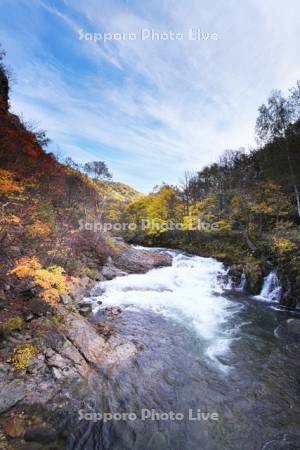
[293,183,300,217]
[243,229,257,252]
[287,148,300,217]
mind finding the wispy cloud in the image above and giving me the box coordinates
[1,0,299,191]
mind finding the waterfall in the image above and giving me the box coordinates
[259,271,282,302]
[236,270,246,291]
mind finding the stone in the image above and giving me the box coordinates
[12,443,41,450]
[94,271,105,281]
[96,321,113,337]
[60,294,71,305]
[0,363,10,380]
[59,340,90,378]
[63,316,106,364]
[24,425,57,444]
[10,246,21,257]
[79,305,92,317]
[101,334,137,368]
[25,313,34,322]
[114,247,172,274]
[45,347,55,358]
[102,264,128,280]
[0,380,25,414]
[0,431,9,450]
[45,327,66,352]
[112,236,124,243]
[105,306,122,316]
[286,319,300,338]
[28,298,53,316]
[62,314,137,372]
[52,367,63,380]
[23,380,56,405]
[47,353,67,370]
[47,350,82,379]
[81,276,91,287]
[90,285,105,296]
[27,357,47,375]
[4,416,25,438]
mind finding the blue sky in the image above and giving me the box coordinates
[0,0,299,192]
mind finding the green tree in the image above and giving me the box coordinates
[84,161,112,180]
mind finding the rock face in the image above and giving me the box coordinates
[100,247,172,279]
[41,313,137,382]
[24,425,57,444]
[63,315,137,372]
[0,244,163,443]
[0,380,25,414]
[102,259,128,280]
[114,247,172,274]
[63,316,106,365]
[4,416,25,438]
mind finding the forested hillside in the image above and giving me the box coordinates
[0,50,139,312]
[125,83,300,305]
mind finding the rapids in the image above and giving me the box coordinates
[67,248,300,450]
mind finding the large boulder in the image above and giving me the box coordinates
[114,248,172,274]
[45,326,90,379]
[62,315,137,372]
[24,425,57,444]
[286,318,300,338]
[102,261,128,280]
[63,316,106,364]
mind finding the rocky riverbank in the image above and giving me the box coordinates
[0,244,171,449]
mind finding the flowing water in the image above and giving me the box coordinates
[67,248,300,450]
[258,271,283,303]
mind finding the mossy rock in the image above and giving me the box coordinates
[244,259,264,294]
[2,316,23,335]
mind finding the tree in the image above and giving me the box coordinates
[255,88,300,217]
[84,161,112,180]
[0,45,9,112]
[289,81,300,122]
[65,157,81,171]
[179,171,193,215]
[255,90,292,143]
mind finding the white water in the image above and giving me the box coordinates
[237,270,247,291]
[88,250,242,364]
[257,271,282,302]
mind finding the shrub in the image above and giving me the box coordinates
[25,220,52,239]
[272,237,297,255]
[8,257,69,307]
[2,316,23,334]
[7,344,37,370]
[214,220,232,231]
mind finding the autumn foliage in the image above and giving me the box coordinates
[8,257,69,307]
[0,51,138,316]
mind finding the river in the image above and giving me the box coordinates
[68,247,300,450]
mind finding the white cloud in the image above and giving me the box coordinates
[1,0,300,191]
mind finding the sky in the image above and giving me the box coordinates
[0,0,300,192]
